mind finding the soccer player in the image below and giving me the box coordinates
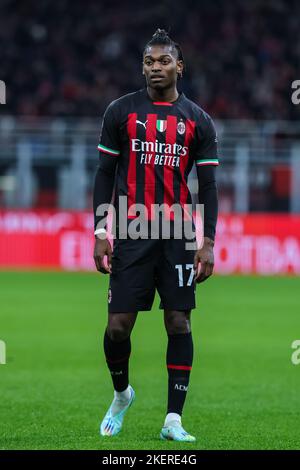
[93,29,219,442]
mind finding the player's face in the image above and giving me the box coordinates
[143,45,183,90]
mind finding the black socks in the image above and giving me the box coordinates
[166,332,194,415]
[103,329,193,414]
[103,330,131,392]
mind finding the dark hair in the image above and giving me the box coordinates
[144,29,184,69]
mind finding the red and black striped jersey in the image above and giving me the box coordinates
[97,87,219,220]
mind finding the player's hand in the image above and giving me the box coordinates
[194,237,214,283]
[93,238,112,274]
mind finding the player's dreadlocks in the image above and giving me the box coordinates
[144,29,184,77]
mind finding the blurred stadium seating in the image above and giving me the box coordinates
[1,0,300,119]
[0,0,300,273]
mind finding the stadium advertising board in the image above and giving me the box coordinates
[0,211,299,275]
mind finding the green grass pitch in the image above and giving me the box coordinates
[0,271,300,450]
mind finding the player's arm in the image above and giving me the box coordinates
[193,114,219,283]
[93,103,120,274]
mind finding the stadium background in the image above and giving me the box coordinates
[0,0,300,450]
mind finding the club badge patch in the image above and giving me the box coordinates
[177,120,185,135]
[156,120,167,132]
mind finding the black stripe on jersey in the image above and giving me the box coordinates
[173,119,186,209]
[134,112,148,212]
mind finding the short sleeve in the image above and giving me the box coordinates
[194,113,219,167]
[97,102,121,158]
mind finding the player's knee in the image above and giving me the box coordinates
[107,326,129,342]
[107,318,132,342]
[167,323,190,335]
[165,310,191,335]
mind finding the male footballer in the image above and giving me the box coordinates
[93,29,219,442]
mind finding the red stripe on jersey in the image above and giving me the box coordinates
[167,364,192,371]
[127,113,138,217]
[153,102,173,106]
[164,115,177,221]
[144,114,157,220]
[180,119,196,213]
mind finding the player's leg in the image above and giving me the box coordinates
[100,238,158,436]
[164,309,193,417]
[100,311,137,436]
[156,238,196,441]
[104,312,138,394]
[161,309,195,441]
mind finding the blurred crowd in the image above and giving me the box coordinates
[1,0,299,119]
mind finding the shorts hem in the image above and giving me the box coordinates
[108,305,153,313]
[159,304,196,311]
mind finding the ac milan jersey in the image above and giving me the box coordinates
[97,87,219,221]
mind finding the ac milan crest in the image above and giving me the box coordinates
[177,120,185,135]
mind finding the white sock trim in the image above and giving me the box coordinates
[114,385,131,401]
[164,413,182,427]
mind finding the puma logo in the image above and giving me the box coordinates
[136,120,148,129]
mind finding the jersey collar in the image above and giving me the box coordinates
[142,87,184,106]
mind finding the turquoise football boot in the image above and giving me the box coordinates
[100,385,135,437]
[160,422,196,442]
